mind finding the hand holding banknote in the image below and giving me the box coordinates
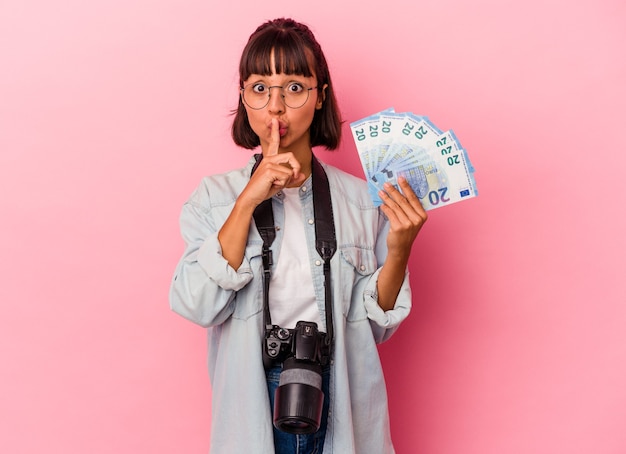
[379,176,428,253]
[350,108,478,210]
[375,175,428,311]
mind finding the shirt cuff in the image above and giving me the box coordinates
[364,269,412,328]
[197,233,254,291]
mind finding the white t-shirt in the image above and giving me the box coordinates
[268,187,323,330]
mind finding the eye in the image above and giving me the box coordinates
[252,83,267,94]
[286,82,304,94]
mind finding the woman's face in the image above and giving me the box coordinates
[242,52,325,158]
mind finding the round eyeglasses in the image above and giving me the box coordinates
[240,82,318,110]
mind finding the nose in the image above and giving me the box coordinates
[266,86,285,112]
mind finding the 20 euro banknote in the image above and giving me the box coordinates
[350,108,478,210]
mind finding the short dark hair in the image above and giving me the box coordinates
[231,18,342,150]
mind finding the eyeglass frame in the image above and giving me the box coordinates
[240,83,319,110]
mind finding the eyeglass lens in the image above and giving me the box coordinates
[241,84,314,110]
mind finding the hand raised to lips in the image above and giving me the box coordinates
[267,118,280,156]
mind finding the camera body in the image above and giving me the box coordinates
[263,320,329,369]
[263,321,330,434]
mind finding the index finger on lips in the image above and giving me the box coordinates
[268,118,280,156]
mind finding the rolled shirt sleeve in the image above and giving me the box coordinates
[170,184,255,328]
[363,266,412,343]
[363,210,412,343]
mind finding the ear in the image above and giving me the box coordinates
[315,84,328,110]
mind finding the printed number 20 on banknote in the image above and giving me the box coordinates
[350,108,478,211]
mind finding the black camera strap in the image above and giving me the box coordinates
[251,153,337,359]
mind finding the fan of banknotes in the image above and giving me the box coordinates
[350,108,478,210]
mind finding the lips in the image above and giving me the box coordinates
[269,120,288,137]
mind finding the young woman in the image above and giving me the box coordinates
[170,18,427,454]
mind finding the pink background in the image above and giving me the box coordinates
[1,0,625,453]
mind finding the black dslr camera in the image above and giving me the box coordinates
[263,321,330,434]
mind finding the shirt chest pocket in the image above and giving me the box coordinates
[338,246,377,322]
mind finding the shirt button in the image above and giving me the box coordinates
[308,219,314,225]
[315,260,322,266]
[360,265,366,271]
[301,186,307,192]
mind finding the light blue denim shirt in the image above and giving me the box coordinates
[170,155,412,453]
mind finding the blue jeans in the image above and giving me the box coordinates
[266,364,330,454]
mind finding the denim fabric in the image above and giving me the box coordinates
[266,364,331,454]
[170,156,411,453]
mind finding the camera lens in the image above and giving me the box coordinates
[273,357,324,434]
